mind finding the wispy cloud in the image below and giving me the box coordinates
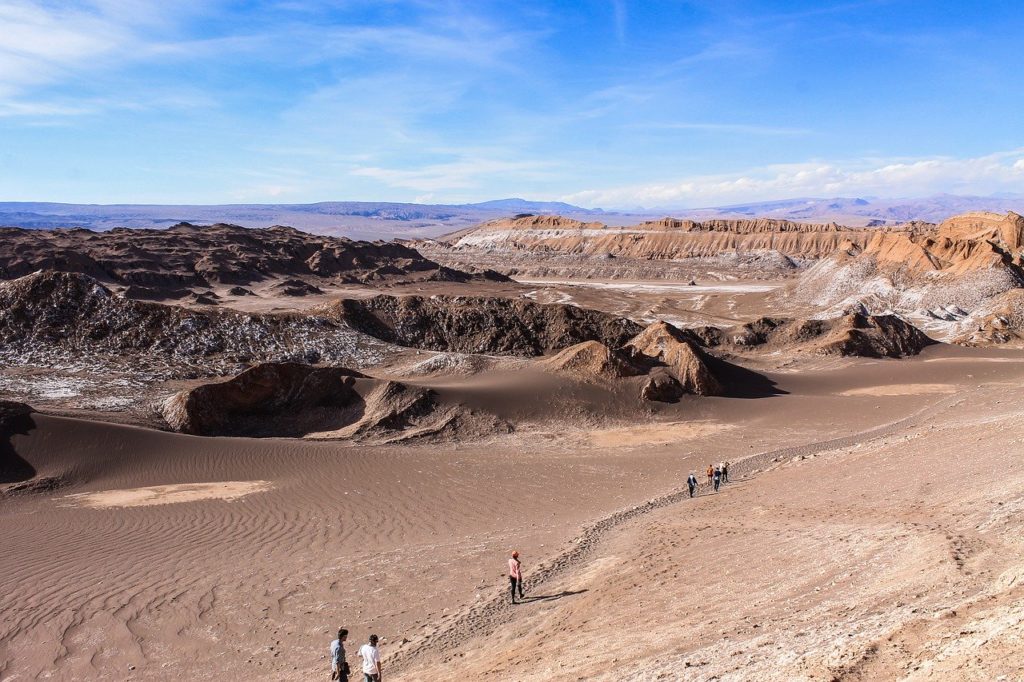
[611,0,627,45]
[633,122,813,136]
[561,150,1024,209]
[352,156,559,193]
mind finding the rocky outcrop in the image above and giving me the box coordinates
[0,223,506,300]
[161,362,509,441]
[331,295,643,356]
[797,212,1024,316]
[952,289,1024,346]
[161,363,365,436]
[0,271,383,376]
[625,321,724,397]
[539,341,644,380]
[639,371,685,402]
[438,214,879,262]
[711,313,935,358]
[0,400,33,428]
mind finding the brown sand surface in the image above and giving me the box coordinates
[3,346,1024,679]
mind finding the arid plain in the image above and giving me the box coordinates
[3,212,1024,680]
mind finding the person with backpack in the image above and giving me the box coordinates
[687,472,698,498]
[508,551,525,604]
[358,634,382,682]
[329,628,349,681]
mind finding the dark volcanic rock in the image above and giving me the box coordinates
[272,278,323,297]
[331,294,644,356]
[161,362,365,436]
[161,362,506,441]
[0,222,501,294]
[0,271,382,375]
[709,313,935,358]
[639,371,685,402]
[0,400,33,427]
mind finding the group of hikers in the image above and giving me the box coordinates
[331,464,733,677]
[687,461,729,496]
[328,552,525,679]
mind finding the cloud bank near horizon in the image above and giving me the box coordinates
[558,150,1024,210]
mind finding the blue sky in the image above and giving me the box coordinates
[1,0,1023,208]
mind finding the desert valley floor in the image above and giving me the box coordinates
[3,214,1024,680]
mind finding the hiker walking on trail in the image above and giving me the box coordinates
[687,472,698,498]
[330,628,349,681]
[358,634,382,682]
[706,464,714,486]
[509,551,525,604]
[713,466,722,492]
[722,461,730,484]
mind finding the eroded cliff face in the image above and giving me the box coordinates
[794,212,1024,343]
[438,215,880,261]
[799,212,1024,305]
[417,214,896,283]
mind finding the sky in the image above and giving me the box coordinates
[1,0,1023,209]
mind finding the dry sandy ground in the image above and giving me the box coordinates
[2,346,1024,680]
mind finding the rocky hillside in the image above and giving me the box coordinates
[0,271,385,376]
[159,362,506,441]
[0,222,506,302]
[796,212,1024,340]
[331,294,644,356]
[701,313,936,358]
[433,214,882,263]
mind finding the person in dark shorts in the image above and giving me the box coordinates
[508,551,524,604]
[706,464,714,485]
[722,461,730,483]
[329,627,349,681]
[687,472,698,498]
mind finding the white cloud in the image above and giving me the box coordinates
[561,150,1024,209]
[352,157,558,192]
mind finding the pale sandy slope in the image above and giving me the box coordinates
[2,347,1024,679]
[396,378,1024,680]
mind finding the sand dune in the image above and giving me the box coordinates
[3,347,1024,679]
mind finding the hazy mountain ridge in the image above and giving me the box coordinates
[0,194,1021,239]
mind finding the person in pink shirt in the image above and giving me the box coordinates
[508,551,524,604]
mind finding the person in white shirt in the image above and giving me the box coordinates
[358,634,382,682]
[329,627,349,681]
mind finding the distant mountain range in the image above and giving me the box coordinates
[0,194,1021,239]
[678,194,1024,226]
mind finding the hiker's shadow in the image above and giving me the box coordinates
[519,589,588,604]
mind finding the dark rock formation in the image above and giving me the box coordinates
[625,321,724,396]
[539,340,644,380]
[161,362,365,436]
[332,294,643,356]
[639,371,685,402]
[0,271,382,375]
[0,223,508,298]
[709,313,935,358]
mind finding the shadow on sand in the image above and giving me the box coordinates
[0,413,37,484]
[518,589,589,604]
[705,355,788,399]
